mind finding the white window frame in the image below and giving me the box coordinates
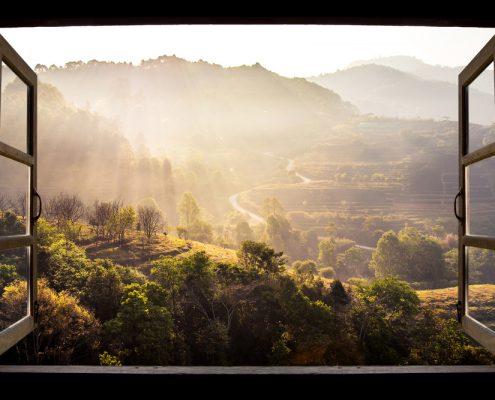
[0,34,38,355]
[457,35,495,354]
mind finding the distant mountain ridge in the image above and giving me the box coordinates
[309,63,493,124]
[36,56,356,155]
[347,55,492,94]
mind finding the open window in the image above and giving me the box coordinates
[0,35,38,355]
[457,35,495,354]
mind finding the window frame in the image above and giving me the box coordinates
[458,35,495,354]
[0,34,38,355]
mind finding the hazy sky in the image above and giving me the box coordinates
[1,25,494,77]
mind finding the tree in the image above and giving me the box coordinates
[0,210,25,236]
[87,200,120,239]
[235,220,253,245]
[0,264,20,293]
[238,241,286,274]
[318,239,336,267]
[177,192,200,231]
[138,205,163,244]
[0,279,100,364]
[107,206,136,242]
[329,280,350,309]
[369,230,403,278]
[103,282,174,365]
[189,219,213,243]
[335,246,370,280]
[293,259,318,284]
[261,197,285,218]
[81,260,124,322]
[371,228,447,286]
[398,227,445,284]
[352,277,420,364]
[45,193,85,228]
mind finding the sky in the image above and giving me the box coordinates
[0,25,494,77]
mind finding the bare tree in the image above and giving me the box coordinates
[0,194,9,213]
[10,192,27,217]
[45,193,85,228]
[138,205,163,244]
[87,200,121,239]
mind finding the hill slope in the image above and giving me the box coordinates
[36,58,356,155]
[418,285,495,330]
[348,55,493,94]
[309,64,493,124]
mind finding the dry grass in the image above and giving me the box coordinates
[418,284,495,330]
[81,230,237,272]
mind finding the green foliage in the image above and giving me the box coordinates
[0,210,25,236]
[44,238,91,294]
[335,246,370,280]
[81,260,124,322]
[371,228,446,287]
[37,218,63,248]
[270,332,292,365]
[107,206,136,242]
[0,279,100,364]
[99,351,122,366]
[329,280,350,309]
[238,240,286,273]
[352,277,420,364]
[319,266,335,279]
[411,312,494,365]
[103,282,174,365]
[178,192,200,230]
[261,197,285,218]
[318,239,336,267]
[235,220,254,245]
[0,264,20,293]
[189,219,213,243]
[293,259,318,284]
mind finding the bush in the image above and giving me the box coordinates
[320,267,335,279]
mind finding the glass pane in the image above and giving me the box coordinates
[0,156,29,236]
[466,155,495,236]
[468,61,495,153]
[0,247,29,330]
[0,62,28,153]
[467,246,495,331]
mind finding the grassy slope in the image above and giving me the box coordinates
[80,230,237,273]
[418,285,495,330]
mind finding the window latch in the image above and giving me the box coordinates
[454,190,462,223]
[456,301,463,323]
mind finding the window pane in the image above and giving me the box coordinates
[0,62,28,153]
[468,62,495,153]
[466,155,495,236]
[0,156,29,236]
[0,247,29,330]
[467,246,495,331]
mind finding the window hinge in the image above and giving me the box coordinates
[34,300,40,324]
[456,301,463,323]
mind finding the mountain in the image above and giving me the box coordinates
[347,55,492,94]
[36,57,356,156]
[308,64,494,124]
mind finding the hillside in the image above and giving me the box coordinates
[81,230,237,272]
[36,57,356,155]
[308,64,493,124]
[418,285,495,330]
[347,55,493,94]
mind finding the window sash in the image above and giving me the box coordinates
[0,34,37,355]
[458,35,495,354]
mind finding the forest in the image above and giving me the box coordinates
[1,53,494,365]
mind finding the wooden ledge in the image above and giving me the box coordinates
[1,365,494,374]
